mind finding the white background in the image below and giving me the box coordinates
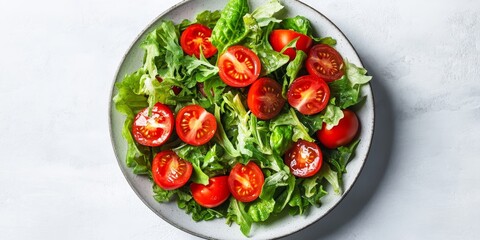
[1,0,479,239]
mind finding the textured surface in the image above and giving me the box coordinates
[1,0,479,239]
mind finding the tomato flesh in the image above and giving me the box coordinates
[284,140,323,178]
[218,45,261,87]
[317,109,359,149]
[180,24,217,58]
[132,103,174,147]
[269,29,313,61]
[247,78,285,120]
[191,176,230,208]
[152,150,192,190]
[306,44,344,82]
[287,75,330,115]
[176,105,217,146]
[228,162,264,203]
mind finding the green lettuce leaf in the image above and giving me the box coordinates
[133,20,185,108]
[260,170,290,200]
[249,115,272,155]
[270,108,315,142]
[288,180,309,215]
[248,198,275,222]
[295,98,344,134]
[113,70,151,175]
[178,192,225,221]
[329,60,372,109]
[153,184,177,203]
[303,181,328,206]
[251,0,284,27]
[328,76,359,109]
[226,198,253,236]
[345,59,372,85]
[324,139,360,189]
[322,101,344,130]
[211,0,250,53]
[281,15,323,42]
[270,125,294,155]
[286,50,307,83]
[222,92,254,159]
[202,75,226,105]
[182,53,219,84]
[281,16,313,36]
[319,162,341,194]
[318,36,337,46]
[282,50,307,96]
[213,104,241,158]
[195,10,222,29]
[244,18,289,75]
[273,174,296,213]
[201,144,229,176]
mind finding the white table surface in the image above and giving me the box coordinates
[1,0,479,239]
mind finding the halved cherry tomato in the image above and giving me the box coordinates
[156,76,182,95]
[317,109,359,149]
[228,162,264,203]
[180,24,217,58]
[175,105,217,146]
[190,176,230,208]
[269,29,313,61]
[218,45,261,87]
[306,44,344,82]
[152,150,192,190]
[284,140,323,178]
[132,103,174,147]
[247,78,285,120]
[287,75,330,115]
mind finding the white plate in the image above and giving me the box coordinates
[109,0,375,239]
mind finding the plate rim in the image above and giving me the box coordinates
[108,0,375,239]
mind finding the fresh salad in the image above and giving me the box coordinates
[113,0,372,236]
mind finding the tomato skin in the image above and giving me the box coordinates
[269,29,313,61]
[287,75,330,115]
[218,45,261,87]
[317,109,359,149]
[228,162,264,203]
[132,103,174,147]
[180,24,217,58]
[306,44,344,82]
[152,150,193,190]
[284,140,323,178]
[247,78,285,120]
[175,105,217,146]
[190,176,231,208]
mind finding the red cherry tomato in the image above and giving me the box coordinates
[218,45,261,87]
[152,150,192,190]
[132,103,174,147]
[306,44,344,82]
[175,105,217,146]
[284,140,323,178]
[287,75,330,115]
[269,29,313,61]
[228,162,264,203]
[247,78,286,120]
[190,176,230,208]
[317,109,359,149]
[180,24,217,58]
[156,76,182,95]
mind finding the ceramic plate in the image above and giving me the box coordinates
[109,0,374,239]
